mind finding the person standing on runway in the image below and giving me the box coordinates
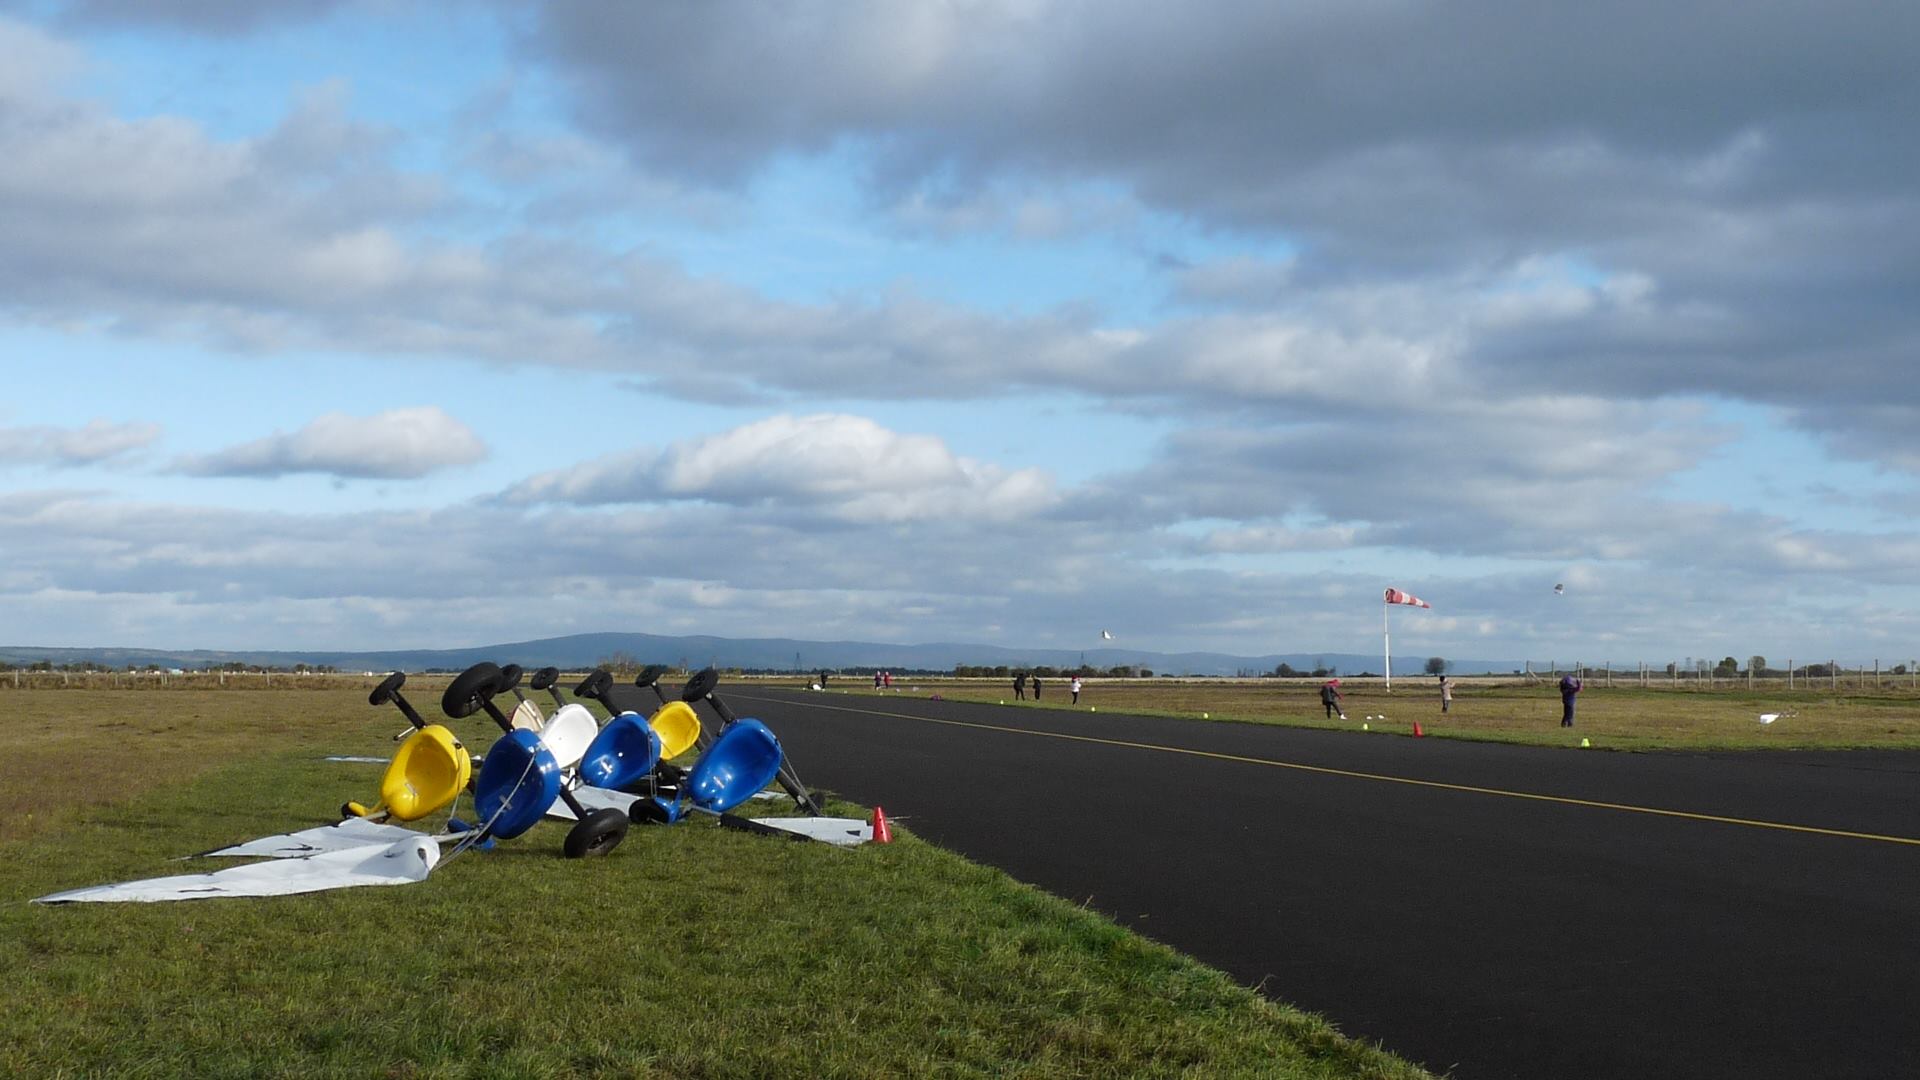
[1559,673,1583,727]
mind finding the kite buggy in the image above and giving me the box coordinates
[35,664,878,904]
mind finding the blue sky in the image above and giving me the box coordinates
[4,1,1919,665]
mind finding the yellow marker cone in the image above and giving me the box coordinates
[999,700,1005,705]
[1202,712,1209,719]
[1363,722,1370,731]
[1580,737,1591,748]
[1090,706,1096,712]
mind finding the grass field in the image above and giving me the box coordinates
[0,686,1432,1079]
[814,675,1920,751]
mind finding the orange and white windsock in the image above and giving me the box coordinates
[1383,587,1431,608]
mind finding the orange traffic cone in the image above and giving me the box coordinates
[871,806,893,844]
[1413,721,1425,737]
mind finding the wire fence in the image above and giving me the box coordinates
[1508,659,1920,691]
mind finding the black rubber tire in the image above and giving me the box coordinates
[654,762,685,785]
[498,664,523,692]
[530,666,559,691]
[564,808,629,858]
[631,799,673,825]
[573,669,613,701]
[681,667,719,703]
[636,664,667,688]
[442,662,503,719]
[369,671,406,706]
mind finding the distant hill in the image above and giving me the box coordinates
[0,632,1523,677]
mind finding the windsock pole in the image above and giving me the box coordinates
[1384,600,1392,692]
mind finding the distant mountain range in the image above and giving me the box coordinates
[0,631,1524,677]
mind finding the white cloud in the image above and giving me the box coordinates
[175,406,486,479]
[511,413,1056,522]
[0,418,160,466]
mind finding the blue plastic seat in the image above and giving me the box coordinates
[685,719,784,814]
[578,712,662,792]
[472,730,562,840]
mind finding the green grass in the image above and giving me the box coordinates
[0,688,1432,1079]
[822,676,1920,751]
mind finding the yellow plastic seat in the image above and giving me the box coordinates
[361,725,471,822]
[648,701,704,760]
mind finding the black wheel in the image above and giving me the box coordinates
[370,671,406,706]
[681,667,719,703]
[572,669,613,701]
[631,798,673,825]
[530,666,559,691]
[636,664,668,688]
[564,808,629,857]
[498,664,524,692]
[442,662,503,719]
[654,762,685,785]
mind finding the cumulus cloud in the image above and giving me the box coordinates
[0,418,160,466]
[6,483,1919,659]
[175,406,486,479]
[511,413,1055,521]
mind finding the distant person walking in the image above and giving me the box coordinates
[1032,675,1044,701]
[1320,679,1346,721]
[1070,676,1083,704]
[874,671,883,689]
[818,671,829,689]
[1559,674,1583,727]
[883,671,893,689]
[1013,672,1027,700]
[1438,675,1455,714]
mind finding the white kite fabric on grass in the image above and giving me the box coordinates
[1383,588,1432,608]
[34,836,440,904]
[542,785,644,821]
[196,817,439,859]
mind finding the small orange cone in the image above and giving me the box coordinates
[871,806,893,844]
[1413,721,1425,737]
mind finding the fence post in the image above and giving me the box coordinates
[1787,660,1793,690]
[1830,661,1837,691]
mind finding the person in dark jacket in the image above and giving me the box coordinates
[1320,679,1345,720]
[1013,672,1026,700]
[1031,675,1044,700]
[1559,674,1583,727]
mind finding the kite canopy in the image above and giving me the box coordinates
[35,836,440,904]
[473,730,561,840]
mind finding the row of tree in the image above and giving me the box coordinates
[951,664,1155,678]
[0,661,343,673]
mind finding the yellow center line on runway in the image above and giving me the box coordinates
[740,694,1920,848]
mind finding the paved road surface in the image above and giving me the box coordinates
[718,687,1920,1080]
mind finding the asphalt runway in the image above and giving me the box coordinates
[721,686,1920,1080]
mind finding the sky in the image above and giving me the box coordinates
[2,0,1918,666]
